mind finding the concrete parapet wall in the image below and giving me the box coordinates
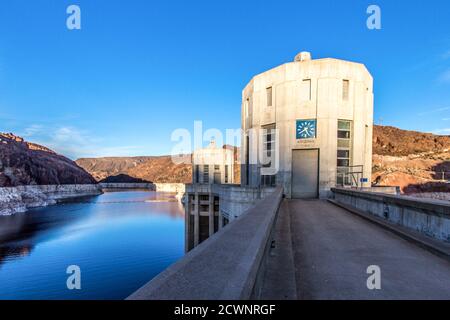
[332,188,450,242]
[99,183,155,189]
[359,186,400,195]
[186,183,276,221]
[154,183,185,194]
[0,184,102,215]
[99,182,185,194]
[128,187,283,300]
[213,185,276,221]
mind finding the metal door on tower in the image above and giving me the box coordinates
[291,149,319,199]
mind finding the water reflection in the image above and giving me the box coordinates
[0,190,185,300]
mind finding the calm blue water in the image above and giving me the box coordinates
[0,190,185,300]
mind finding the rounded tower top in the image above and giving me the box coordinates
[294,51,312,62]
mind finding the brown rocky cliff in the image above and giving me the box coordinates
[74,125,450,194]
[373,125,450,156]
[372,126,450,193]
[76,146,243,185]
[76,156,192,184]
[0,133,97,187]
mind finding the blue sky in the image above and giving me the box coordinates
[0,0,449,159]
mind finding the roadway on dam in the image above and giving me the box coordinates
[260,199,450,300]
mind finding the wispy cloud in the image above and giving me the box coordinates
[22,124,44,137]
[439,68,450,83]
[418,106,450,116]
[433,128,450,135]
[442,50,450,60]
[20,125,143,159]
[436,48,450,83]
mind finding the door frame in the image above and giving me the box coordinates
[291,148,320,199]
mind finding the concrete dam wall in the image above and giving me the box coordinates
[99,182,185,194]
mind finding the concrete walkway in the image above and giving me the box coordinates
[261,199,450,300]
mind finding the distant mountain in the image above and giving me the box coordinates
[373,125,450,156]
[99,174,152,184]
[76,156,192,184]
[372,125,450,193]
[74,125,450,194]
[77,146,242,185]
[0,133,96,187]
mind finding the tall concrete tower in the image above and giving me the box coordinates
[241,52,374,198]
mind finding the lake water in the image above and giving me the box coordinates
[0,190,185,300]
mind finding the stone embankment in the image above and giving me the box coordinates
[0,184,102,215]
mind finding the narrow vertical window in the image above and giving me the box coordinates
[245,136,250,186]
[245,98,249,119]
[343,80,350,101]
[266,87,273,107]
[302,79,312,101]
[213,165,220,184]
[337,120,352,186]
[203,165,209,184]
[261,124,276,187]
[195,165,199,183]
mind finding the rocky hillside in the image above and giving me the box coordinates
[76,156,192,184]
[73,125,449,194]
[0,133,97,187]
[373,125,450,156]
[372,125,450,193]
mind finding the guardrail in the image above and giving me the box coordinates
[128,186,283,300]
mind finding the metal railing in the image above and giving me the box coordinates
[337,165,364,188]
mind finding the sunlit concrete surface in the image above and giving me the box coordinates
[240,52,374,198]
[262,200,450,300]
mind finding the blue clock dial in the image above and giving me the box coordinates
[296,120,317,139]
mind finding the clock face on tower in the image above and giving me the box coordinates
[296,120,317,139]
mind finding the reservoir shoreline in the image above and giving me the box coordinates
[0,184,103,216]
[0,189,185,299]
[0,183,186,216]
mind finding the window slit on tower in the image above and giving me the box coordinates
[261,124,276,187]
[337,120,352,186]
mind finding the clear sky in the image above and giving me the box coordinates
[1,0,449,159]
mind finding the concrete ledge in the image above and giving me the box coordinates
[99,183,185,194]
[127,187,283,300]
[99,183,155,189]
[329,199,450,262]
[185,183,276,221]
[359,186,400,195]
[331,188,450,242]
[331,188,450,219]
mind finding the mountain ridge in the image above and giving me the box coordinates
[2,125,449,194]
[0,133,96,187]
[76,125,450,193]
[76,155,192,184]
